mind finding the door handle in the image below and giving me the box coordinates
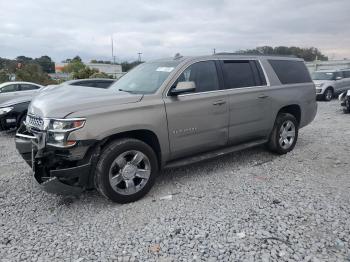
[258,95,269,99]
[212,100,226,106]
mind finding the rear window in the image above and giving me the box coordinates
[269,60,312,84]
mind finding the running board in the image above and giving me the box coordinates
[164,139,268,169]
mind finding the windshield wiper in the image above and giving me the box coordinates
[118,89,136,94]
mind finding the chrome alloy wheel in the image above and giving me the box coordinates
[278,120,296,150]
[109,150,151,195]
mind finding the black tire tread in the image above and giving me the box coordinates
[268,113,298,155]
[323,87,333,101]
[95,138,158,203]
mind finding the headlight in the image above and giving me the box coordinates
[315,83,324,87]
[47,118,86,147]
[48,119,85,132]
[0,107,13,115]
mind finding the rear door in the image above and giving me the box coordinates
[0,84,20,104]
[219,60,272,145]
[164,60,229,159]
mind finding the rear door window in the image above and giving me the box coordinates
[20,84,40,91]
[221,60,265,89]
[269,60,312,84]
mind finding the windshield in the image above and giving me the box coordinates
[110,61,180,94]
[311,72,335,80]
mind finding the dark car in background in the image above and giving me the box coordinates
[0,78,116,130]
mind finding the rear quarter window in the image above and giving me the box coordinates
[269,60,312,84]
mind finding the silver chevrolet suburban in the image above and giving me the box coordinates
[15,55,317,203]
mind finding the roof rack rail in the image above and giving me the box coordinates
[214,52,297,58]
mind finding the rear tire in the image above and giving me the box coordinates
[95,138,158,203]
[268,113,299,155]
[323,88,333,101]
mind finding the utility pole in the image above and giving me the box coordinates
[138,52,142,62]
[111,36,114,64]
[111,35,116,64]
[213,48,216,55]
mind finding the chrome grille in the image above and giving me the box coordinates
[26,115,44,130]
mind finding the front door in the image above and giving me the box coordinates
[164,60,229,159]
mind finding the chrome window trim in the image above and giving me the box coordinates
[165,58,271,97]
[257,60,270,86]
[177,85,268,97]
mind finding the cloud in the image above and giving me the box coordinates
[0,0,349,62]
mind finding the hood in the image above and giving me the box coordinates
[0,96,32,107]
[28,84,143,118]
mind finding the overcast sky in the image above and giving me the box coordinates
[0,0,349,62]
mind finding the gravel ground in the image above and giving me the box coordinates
[0,100,350,262]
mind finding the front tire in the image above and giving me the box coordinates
[268,113,299,155]
[95,138,158,203]
[323,88,333,101]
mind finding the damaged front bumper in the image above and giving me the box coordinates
[15,126,97,195]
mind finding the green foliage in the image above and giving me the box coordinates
[90,59,112,64]
[34,55,55,73]
[236,46,328,61]
[61,60,85,74]
[16,56,33,63]
[121,61,143,72]
[89,72,113,79]
[0,58,17,73]
[0,70,9,83]
[72,67,99,79]
[15,63,56,85]
[62,56,82,63]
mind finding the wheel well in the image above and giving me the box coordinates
[17,111,27,127]
[278,105,301,124]
[101,130,162,168]
[325,86,334,92]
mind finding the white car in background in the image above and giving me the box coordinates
[0,82,43,104]
[312,69,350,101]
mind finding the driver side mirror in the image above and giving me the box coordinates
[336,76,343,80]
[170,81,196,96]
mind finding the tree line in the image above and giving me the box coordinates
[235,46,328,61]
[0,56,56,85]
[0,46,328,85]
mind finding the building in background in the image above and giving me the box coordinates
[86,63,123,79]
[54,62,124,80]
